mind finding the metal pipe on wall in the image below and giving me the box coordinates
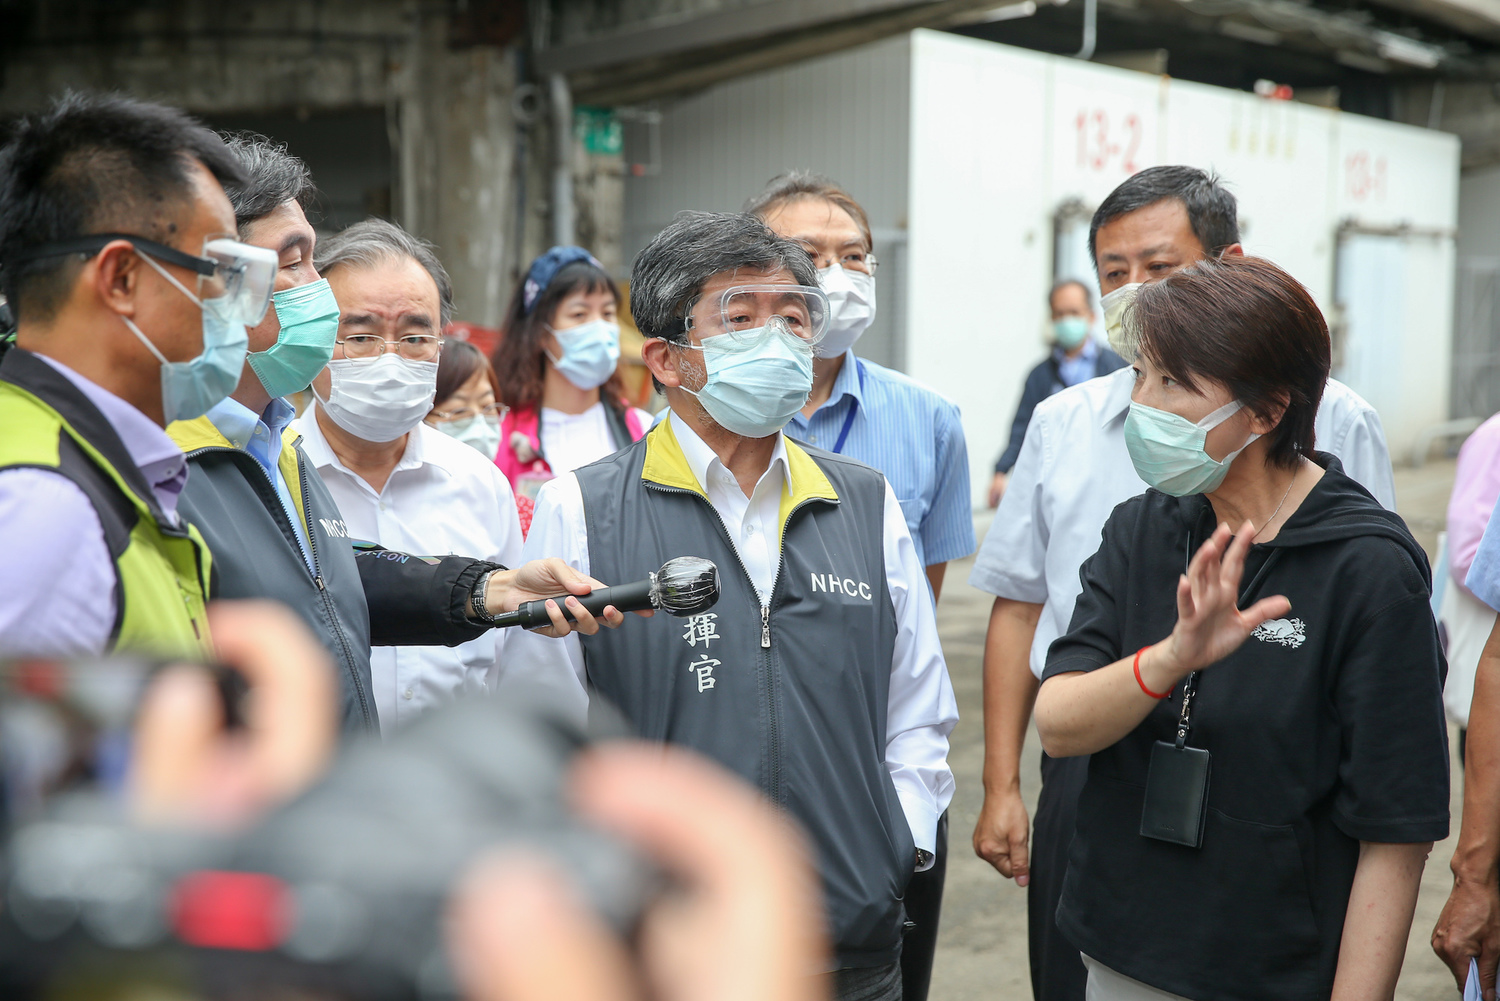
[1075,0,1097,60]
[550,72,575,246]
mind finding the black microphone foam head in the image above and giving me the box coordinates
[654,557,720,616]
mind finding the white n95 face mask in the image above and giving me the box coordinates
[814,264,876,359]
[316,355,439,442]
[1101,282,1144,359]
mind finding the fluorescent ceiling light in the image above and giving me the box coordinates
[1373,31,1444,67]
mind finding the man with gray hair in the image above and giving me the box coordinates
[293,219,519,734]
[507,210,958,1001]
[170,135,630,735]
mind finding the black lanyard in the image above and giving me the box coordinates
[1174,519,1282,748]
[1175,672,1200,749]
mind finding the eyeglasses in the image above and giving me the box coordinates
[428,402,506,423]
[337,334,442,362]
[800,247,879,276]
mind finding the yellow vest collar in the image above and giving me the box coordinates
[641,419,707,498]
[640,418,839,515]
[778,434,839,528]
[166,416,231,452]
[167,417,311,539]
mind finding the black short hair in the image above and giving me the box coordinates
[1088,166,1240,266]
[219,132,317,237]
[0,92,245,324]
[1132,255,1329,470]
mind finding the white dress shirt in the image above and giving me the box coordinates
[502,410,958,855]
[0,354,188,657]
[539,402,655,477]
[970,368,1398,679]
[293,413,524,735]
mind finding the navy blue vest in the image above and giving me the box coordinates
[577,422,910,968]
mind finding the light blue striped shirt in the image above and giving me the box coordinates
[205,396,314,571]
[785,351,975,568]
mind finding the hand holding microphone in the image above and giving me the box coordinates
[493,557,721,631]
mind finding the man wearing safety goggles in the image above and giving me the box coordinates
[507,211,956,1001]
[0,93,257,660]
[164,135,630,735]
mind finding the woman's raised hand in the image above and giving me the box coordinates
[1158,521,1291,681]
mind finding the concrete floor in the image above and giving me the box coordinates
[928,458,1466,1000]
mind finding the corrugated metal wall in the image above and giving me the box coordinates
[621,35,912,369]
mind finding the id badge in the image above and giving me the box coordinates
[1140,740,1211,848]
[515,471,555,502]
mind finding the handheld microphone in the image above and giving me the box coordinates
[492,556,720,630]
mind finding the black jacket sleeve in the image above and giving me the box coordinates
[995,359,1056,474]
[353,542,505,647]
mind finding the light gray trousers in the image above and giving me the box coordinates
[1083,955,1194,1001]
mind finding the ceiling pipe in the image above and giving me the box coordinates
[1075,0,1098,59]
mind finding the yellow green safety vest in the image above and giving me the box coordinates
[0,349,212,658]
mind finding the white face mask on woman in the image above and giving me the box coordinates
[316,355,439,442]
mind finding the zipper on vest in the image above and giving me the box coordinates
[643,479,830,812]
[297,456,371,728]
[182,443,371,729]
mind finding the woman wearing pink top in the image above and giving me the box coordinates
[491,247,649,528]
[1442,414,1500,755]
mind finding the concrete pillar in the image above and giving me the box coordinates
[395,7,525,326]
[572,108,626,275]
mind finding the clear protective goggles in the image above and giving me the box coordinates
[682,284,831,347]
[12,232,277,327]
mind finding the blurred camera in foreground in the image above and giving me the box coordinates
[0,667,652,1000]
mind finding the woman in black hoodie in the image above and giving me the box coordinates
[1034,255,1449,1001]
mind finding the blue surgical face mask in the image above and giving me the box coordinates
[249,278,340,400]
[1053,315,1090,350]
[677,321,814,439]
[548,319,621,390]
[1124,399,1260,496]
[123,251,250,423]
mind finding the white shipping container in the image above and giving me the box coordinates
[623,29,1461,506]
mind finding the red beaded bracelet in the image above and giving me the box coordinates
[1134,646,1171,699]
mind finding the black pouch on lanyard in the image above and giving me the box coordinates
[1140,671,1210,848]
